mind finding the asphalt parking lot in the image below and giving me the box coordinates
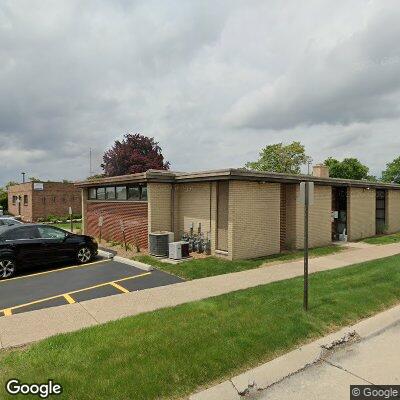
[0,258,183,317]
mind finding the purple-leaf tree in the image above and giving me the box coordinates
[101,133,170,176]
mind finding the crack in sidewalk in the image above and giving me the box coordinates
[322,359,375,385]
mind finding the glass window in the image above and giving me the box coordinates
[106,186,116,200]
[140,186,148,201]
[12,196,17,205]
[2,226,41,240]
[128,185,140,200]
[89,188,97,200]
[116,186,127,200]
[38,226,67,239]
[97,187,106,200]
[24,195,28,206]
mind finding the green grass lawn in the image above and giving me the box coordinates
[2,254,400,399]
[134,245,344,280]
[51,222,82,232]
[363,232,400,245]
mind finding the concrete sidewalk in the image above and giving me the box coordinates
[190,301,400,400]
[1,242,400,349]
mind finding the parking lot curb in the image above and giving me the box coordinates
[97,249,114,259]
[189,303,400,399]
[113,256,154,272]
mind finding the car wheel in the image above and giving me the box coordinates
[0,257,17,279]
[77,246,92,264]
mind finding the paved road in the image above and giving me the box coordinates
[254,323,400,400]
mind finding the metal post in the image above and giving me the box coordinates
[304,182,309,311]
[69,206,73,233]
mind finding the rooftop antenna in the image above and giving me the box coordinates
[89,148,93,177]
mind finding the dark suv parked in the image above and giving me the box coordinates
[0,224,98,279]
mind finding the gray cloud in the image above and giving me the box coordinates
[0,0,399,184]
[223,1,400,130]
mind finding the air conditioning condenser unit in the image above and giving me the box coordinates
[169,241,190,260]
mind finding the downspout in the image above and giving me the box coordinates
[209,182,212,236]
[171,183,175,236]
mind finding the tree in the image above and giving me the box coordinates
[101,133,170,176]
[324,157,370,180]
[246,141,311,174]
[29,177,41,182]
[382,156,400,183]
[5,181,18,188]
[0,188,7,211]
[87,174,105,181]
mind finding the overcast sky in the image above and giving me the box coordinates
[1,0,400,185]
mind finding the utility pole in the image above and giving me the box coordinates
[21,172,26,183]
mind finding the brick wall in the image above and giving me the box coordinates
[7,182,81,222]
[387,189,400,233]
[347,187,376,241]
[86,201,148,248]
[294,185,332,249]
[32,183,81,220]
[7,183,33,221]
[229,181,281,260]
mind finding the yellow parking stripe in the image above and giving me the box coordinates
[1,272,151,316]
[110,282,129,293]
[0,259,109,285]
[64,294,76,304]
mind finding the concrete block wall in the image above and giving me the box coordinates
[294,185,332,249]
[386,189,400,233]
[283,184,297,250]
[229,181,281,260]
[173,182,216,248]
[147,183,173,233]
[347,187,376,241]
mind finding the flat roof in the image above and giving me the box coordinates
[75,168,400,190]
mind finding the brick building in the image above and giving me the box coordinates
[76,165,400,260]
[8,182,82,222]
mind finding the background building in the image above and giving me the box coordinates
[8,181,82,222]
[76,166,400,260]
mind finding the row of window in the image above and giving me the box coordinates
[88,184,148,201]
[12,195,29,206]
[12,195,79,206]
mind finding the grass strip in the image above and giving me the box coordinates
[1,254,400,399]
[134,245,344,280]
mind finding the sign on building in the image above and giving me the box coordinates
[33,182,44,191]
[299,181,314,205]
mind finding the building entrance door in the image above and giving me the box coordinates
[332,187,347,241]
